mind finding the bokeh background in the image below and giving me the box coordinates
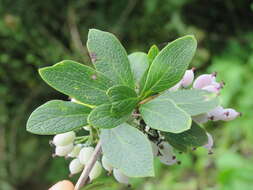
[1,0,253,190]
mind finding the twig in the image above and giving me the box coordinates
[67,6,91,65]
[112,0,138,33]
[74,141,102,190]
[139,94,159,105]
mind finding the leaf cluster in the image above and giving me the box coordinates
[26,29,219,177]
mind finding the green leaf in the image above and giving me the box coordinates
[128,52,149,84]
[39,60,114,107]
[107,85,139,116]
[159,89,220,116]
[138,46,159,91]
[163,122,208,152]
[147,45,159,65]
[140,35,197,98]
[26,100,91,135]
[87,29,135,88]
[100,123,154,177]
[88,104,130,129]
[140,97,192,133]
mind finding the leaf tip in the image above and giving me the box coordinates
[185,34,197,46]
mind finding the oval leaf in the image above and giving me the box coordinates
[140,98,192,133]
[87,29,135,88]
[159,89,220,116]
[26,100,91,135]
[100,123,154,177]
[88,104,130,129]
[39,60,114,106]
[163,122,208,152]
[147,45,159,65]
[140,35,197,98]
[128,52,149,84]
[107,85,139,116]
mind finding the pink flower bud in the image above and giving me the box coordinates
[158,142,177,165]
[202,85,220,94]
[181,69,194,88]
[169,82,181,91]
[193,74,216,89]
[208,106,227,121]
[212,81,224,89]
[222,108,241,121]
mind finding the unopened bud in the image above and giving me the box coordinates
[55,143,74,157]
[169,82,181,91]
[222,108,241,121]
[208,106,226,121]
[102,156,113,172]
[193,74,216,89]
[78,147,94,165]
[113,168,129,185]
[181,69,194,88]
[89,161,102,181]
[158,142,177,165]
[212,81,224,89]
[69,158,84,175]
[202,85,220,94]
[68,144,82,158]
[53,131,75,146]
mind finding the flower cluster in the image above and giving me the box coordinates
[170,69,241,122]
[51,128,129,185]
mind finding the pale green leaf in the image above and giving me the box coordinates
[147,45,159,65]
[140,97,192,133]
[39,60,114,106]
[107,85,139,116]
[87,29,135,88]
[100,123,154,177]
[163,122,208,152]
[26,100,91,135]
[139,46,159,92]
[128,52,149,84]
[88,104,130,129]
[159,89,220,116]
[140,35,197,98]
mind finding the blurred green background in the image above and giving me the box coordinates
[1,0,253,189]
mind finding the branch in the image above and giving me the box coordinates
[74,141,102,190]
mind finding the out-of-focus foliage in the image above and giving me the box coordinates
[0,0,253,190]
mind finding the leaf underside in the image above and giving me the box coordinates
[140,97,192,133]
[128,52,149,84]
[159,89,220,116]
[100,123,154,177]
